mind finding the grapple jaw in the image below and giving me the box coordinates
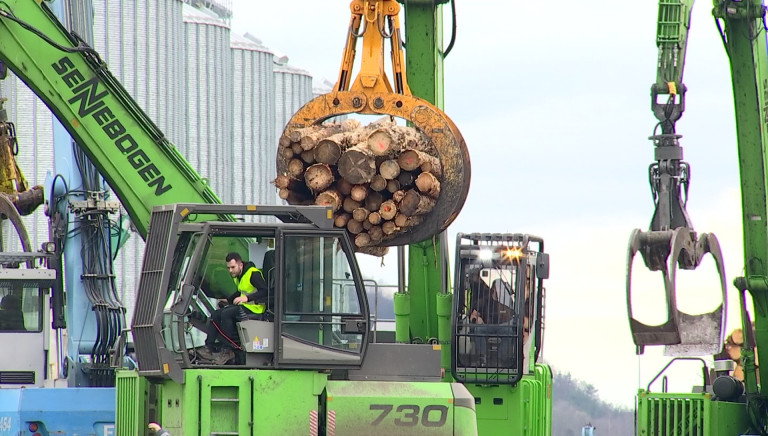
[626,227,727,355]
[280,91,470,246]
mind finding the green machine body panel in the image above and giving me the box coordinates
[635,391,751,435]
[116,369,478,436]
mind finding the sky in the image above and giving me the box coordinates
[230,1,747,407]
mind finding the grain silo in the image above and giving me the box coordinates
[90,0,187,318]
[231,32,277,215]
[183,4,233,203]
[274,63,313,148]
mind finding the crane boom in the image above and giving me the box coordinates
[0,1,230,237]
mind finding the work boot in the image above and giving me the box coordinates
[213,348,235,365]
[197,347,217,361]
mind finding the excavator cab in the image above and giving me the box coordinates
[129,204,370,381]
[451,233,548,385]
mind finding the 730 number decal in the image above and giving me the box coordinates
[370,404,448,427]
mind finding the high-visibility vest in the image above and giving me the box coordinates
[235,266,265,314]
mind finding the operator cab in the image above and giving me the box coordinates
[130,204,370,380]
[451,233,548,385]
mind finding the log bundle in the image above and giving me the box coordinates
[276,118,443,255]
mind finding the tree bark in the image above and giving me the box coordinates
[394,213,424,228]
[357,246,390,257]
[279,188,312,205]
[399,190,436,216]
[382,220,398,235]
[355,232,372,248]
[368,225,384,243]
[415,171,441,198]
[366,125,427,156]
[338,144,376,184]
[398,149,440,173]
[304,164,334,192]
[279,133,291,148]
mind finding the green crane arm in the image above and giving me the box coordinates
[714,0,768,397]
[0,0,230,238]
[652,0,694,130]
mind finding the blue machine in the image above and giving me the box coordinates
[0,0,123,432]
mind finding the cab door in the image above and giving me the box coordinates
[275,229,369,368]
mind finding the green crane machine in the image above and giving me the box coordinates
[628,0,768,434]
[0,0,553,433]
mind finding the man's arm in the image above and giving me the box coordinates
[246,270,269,302]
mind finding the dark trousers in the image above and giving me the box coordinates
[205,305,244,350]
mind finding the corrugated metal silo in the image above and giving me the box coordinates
[183,4,233,204]
[91,0,187,318]
[231,33,277,219]
[274,64,313,149]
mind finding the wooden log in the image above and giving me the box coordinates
[338,144,376,184]
[382,220,398,235]
[355,232,372,248]
[334,212,351,228]
[399,190,436,216]
[368,225,384,243]
[365,191,384,212]
[369,175,387,192]
[274,174,300,190]
[352,207,370,222]
[394,213,424,228]
[379,200,397,221]
[291,143,303,155]
[368,211,382,225]
[366,125,426,156]
[363,220,373,231]
[314,140,342,165]
[279,188,313,205]
[347,218,364,235]
[397,171,415,188]
[336,178,353,196]
[392,190,406,203]
[305,164,334,192]
[415,172,441,198]
[379,159,401,180]
[343,197,362,213]
[350,185,368,202]
[398,148,440,173]
[300,149,315,164]
[279,134,291,148]
[287,158,305,180]
[420,159,443,178]
[386,179,401,193]
[315,189,342,212]
[279,145,295,160]
[289,129,303,142]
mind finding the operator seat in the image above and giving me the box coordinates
[0,294,25,330]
